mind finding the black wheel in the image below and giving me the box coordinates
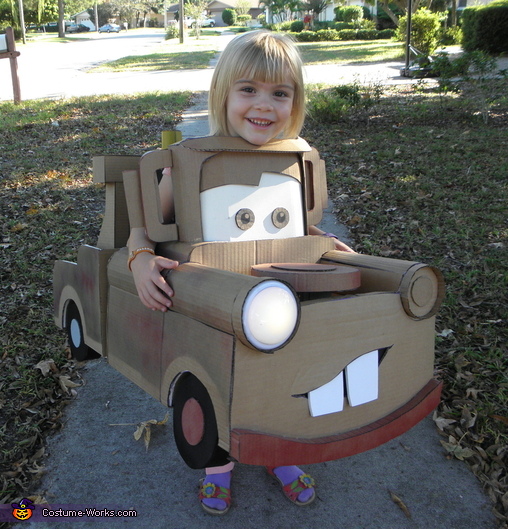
[210,21,215,27]
[172,374,228,469]
[66,302,93,361]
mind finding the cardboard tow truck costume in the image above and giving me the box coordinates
[53,137,444,469]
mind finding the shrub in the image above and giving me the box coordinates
[307,83,381,123]
[316,29,341,41]
[335,5,363,23]
[396,8,442,55]
[290,27,394,42]
[222,8,236,26]
[293,30,318,42]
[462,1,508,54]
[363,6,372,20]
[237,14,251,25]
[308,89,352,122]
[461,7,480,51]
[438,26,462,46]
[313,21,333,30]
[290,20,304,32]
[278,21,293,31]
[378,28,396,39]
[338,29,358,41]
[332,22,353,31]
[165,22,179,40]
[358,19,376,30]
[356,29,379,40]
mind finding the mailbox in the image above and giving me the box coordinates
[0,34,7,53]
[0,27,21,103]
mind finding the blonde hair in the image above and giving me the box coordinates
[208,31,305,139]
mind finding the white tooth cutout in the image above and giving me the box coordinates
[308,371,344,417]
[345,350,379,407]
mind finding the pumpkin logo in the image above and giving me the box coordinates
[11,498,34,520]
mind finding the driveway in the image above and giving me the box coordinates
[0,29,225,101]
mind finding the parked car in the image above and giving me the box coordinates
[53,137,444,469]
[40,22,58,32]
[67,24,90,33]
[185,16,215,28]
[98,23,120,33]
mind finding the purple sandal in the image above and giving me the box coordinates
[267,466,316,506]
[199,479,231,515]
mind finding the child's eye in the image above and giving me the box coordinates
[274,90,289,98]
[240,86,255,94]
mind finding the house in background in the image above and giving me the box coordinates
[166,0,263,26]
[208,0,263,25]
[458,0,495,8]
[73,10,96,31]
[163,0,377,27]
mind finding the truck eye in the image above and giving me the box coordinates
[235,208,255,230]
[272,207,289,229]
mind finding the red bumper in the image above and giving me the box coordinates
[230,379,442,466]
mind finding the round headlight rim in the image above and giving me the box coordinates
[241,279,300,353]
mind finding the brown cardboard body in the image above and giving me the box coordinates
[53,138,444,468]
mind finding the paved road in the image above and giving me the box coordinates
[0,28,422,102]
[1,30,507,102]
[5,30,498,528]
[0,29,223,101]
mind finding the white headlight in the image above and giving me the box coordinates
[242,280,299,351]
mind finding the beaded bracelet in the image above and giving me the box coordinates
[322,232,339,239]
[128,247,155,271]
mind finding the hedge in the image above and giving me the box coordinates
[288,28,395,42]
[462,0,508,54]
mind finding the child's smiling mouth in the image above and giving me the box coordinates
[248,118,273,127]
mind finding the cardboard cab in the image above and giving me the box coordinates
[53,137,444,469]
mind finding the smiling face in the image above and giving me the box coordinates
[226,78,295,146]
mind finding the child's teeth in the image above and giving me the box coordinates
[250,119,270,126]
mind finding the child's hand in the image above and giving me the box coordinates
[332,238,356,253]
[130,252,179,312]
[308,225,356,253]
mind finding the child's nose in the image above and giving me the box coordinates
[254,92,273,111]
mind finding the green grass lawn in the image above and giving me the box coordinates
[88,35,406,72]
[298,40,405,64]
[87,33,227,72]
[90,50,217,72]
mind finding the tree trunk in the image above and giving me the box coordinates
[58,0,65,38]
[451,0,457,26]
[380,2,400,26]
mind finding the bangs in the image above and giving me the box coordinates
[241,53,297,86]
[230,36,301,87]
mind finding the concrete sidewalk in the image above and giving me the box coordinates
[13,360,495,529]
[10,37,499,529]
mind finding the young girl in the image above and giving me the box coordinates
[128,30,354,515]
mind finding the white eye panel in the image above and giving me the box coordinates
[200,173,305,242]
